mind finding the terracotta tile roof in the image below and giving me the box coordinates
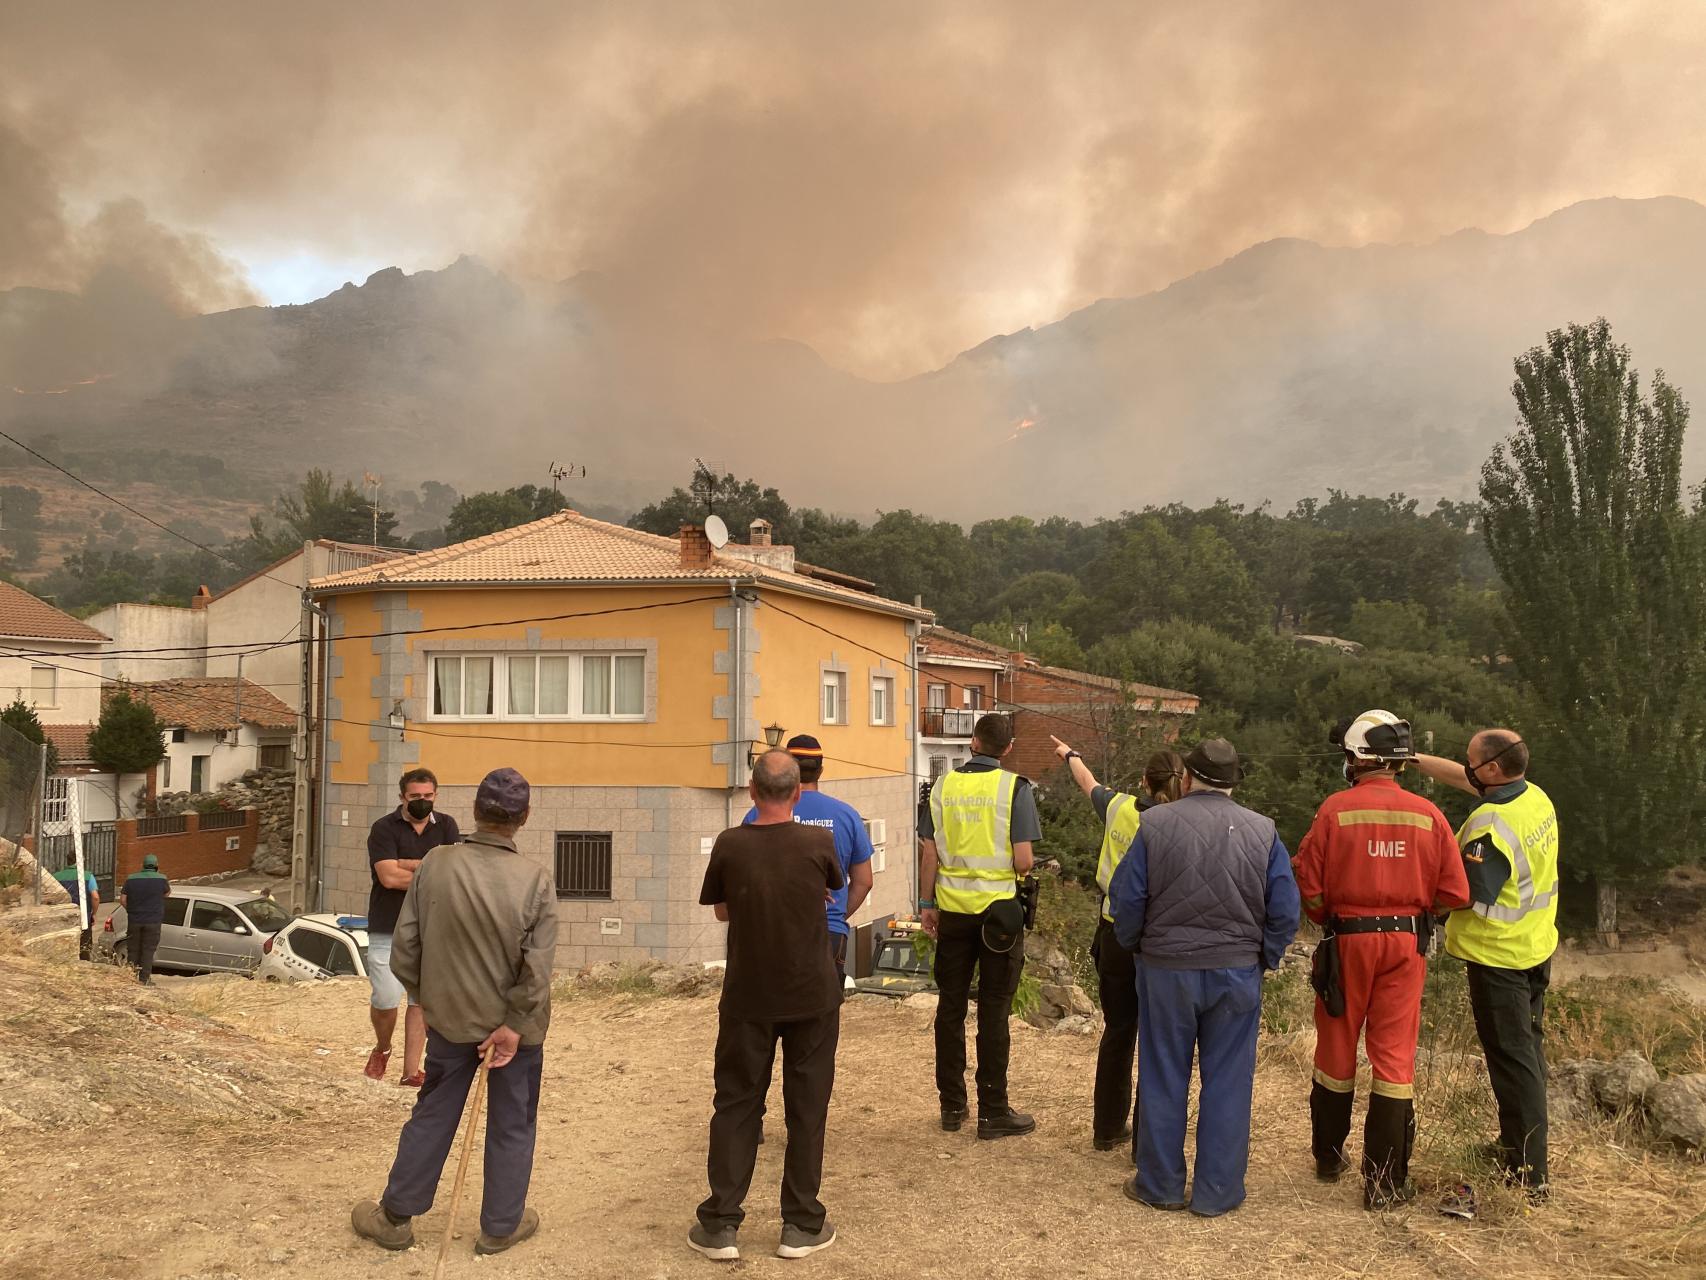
[42,723,95,762]
[0,582,109,643]
[308,510,933,620]
[919,626,1013,662]
[1017,662,1198,706]
[120,678,296,732]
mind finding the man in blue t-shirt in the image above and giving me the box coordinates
[743,735,874,987]
[51,862,100,960]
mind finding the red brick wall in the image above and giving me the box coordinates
[116,810,257,881]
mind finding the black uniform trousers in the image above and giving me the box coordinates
[699,1008,840,1233]
[127,923,163,983]
[383,1029,543,1238]
[1092,918,1140,1149]
[1466,958,1550,1186]
[933,907,1025,1115]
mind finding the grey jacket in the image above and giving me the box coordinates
[392,830,559,1045]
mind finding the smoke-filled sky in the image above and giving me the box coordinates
[5,1,1706,378]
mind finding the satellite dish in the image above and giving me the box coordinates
[704,514,729,549]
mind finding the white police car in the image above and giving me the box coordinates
[257,913,370,983]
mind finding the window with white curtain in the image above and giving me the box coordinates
[821,670,848,725]
[870,674,895,726]
[430,652,647,721]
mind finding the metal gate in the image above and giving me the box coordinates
[38,779,118,899]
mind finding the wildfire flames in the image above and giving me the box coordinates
[10,372,117,396]
[1005,415,1040,442]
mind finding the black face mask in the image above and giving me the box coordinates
[1464,760,1491,796]
[406,797,434,820]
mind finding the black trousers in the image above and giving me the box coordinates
[383,1029,543,1237]
[1092,919,1140,1146]
[700,1009,840,1233]
[933,908,1025,1114]
[1465,958,1550,1186]
[127,923,162,983]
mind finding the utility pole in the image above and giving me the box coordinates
[362,471,383,545]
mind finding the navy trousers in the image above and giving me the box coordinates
[382,1029,543,1238]
[1134,963,1263,1217]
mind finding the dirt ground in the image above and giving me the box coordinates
[2,945,1704,1280]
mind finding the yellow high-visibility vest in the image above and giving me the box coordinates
[1096,792,1144,923]
[929,768,1018,915]
[1446,782,1560,970]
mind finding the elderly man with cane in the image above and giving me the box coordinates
[352,767,558,1258]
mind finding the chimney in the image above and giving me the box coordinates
[191,585,213,611]
[749,518,772,547]
[679,523,713,569]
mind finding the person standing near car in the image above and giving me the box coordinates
[742,734,874,991]
[51,861,99,960]
[118,853,172,984]
[352,766,557,1258]
[918,712,1039,1141]
[365,767,460,1087]
[1049,735,1185,1156]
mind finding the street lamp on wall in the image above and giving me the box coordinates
[748,722,786,768]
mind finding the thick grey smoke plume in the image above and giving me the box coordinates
[4,2,1704,379]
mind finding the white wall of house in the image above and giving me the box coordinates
[158,724,293,794]
[55,771,151,821]
[84,603,208,682]
[0,641,105,725]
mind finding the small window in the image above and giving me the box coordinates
[555,832,613,900]
[821,671,848,725]
[965,686,984,710]
[287,926,336,970]
[159,756,172,790]
[926,682,947,709]
[929,755,949,780]
[190,901,241,933]
[170,728,187,744]
[870,675,895,726]
[161,896,188,927]
[258,743,290,770]
[29,666,55,708]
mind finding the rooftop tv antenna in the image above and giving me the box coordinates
[691,457,725,514]
[548,460,586,494]
[362,471,383,545]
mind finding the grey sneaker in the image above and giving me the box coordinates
[777,1221,836,1259]
[688,1222,740,1261]
[475,1206,540,1255]
[350,1199,414,1251]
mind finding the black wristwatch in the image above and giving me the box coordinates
[1064,750,1082,761]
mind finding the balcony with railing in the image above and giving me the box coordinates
[920,706,982,738]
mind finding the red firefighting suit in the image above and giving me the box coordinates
[1293,773,1470,1201]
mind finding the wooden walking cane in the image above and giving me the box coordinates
[433,1044,495,1280]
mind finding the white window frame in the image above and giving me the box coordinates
[428,651,648,723]
[869,673,895,726]
[821,669,848,726]
[29,665,56,708]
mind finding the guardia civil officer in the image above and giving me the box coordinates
[1049,734,1184,1156]
[1293,711,1468,1208]
[1414,730,1559,1195]
[918,713,1039,1139]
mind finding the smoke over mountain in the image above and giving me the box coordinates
[5,2,1706,382]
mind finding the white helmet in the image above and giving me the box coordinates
[1340,709,1413,762]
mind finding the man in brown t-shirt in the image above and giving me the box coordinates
[691,749,843,1263]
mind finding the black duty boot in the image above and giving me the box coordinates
[940,1106,966,1132]
[977,1108,1037,1140]
[1310,1080,1355,1181]
[1362,1092,1417,1210]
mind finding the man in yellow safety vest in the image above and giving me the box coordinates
[918,713,1039,1140]
[1414,729,1560,1194]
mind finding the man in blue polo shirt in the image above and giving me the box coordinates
[743,735,874,988]
[119,853,173,984]
[51,860,100,960]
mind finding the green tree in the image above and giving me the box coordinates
[971,618,1085,668]
[88,688,167,819]
[629,469,797,546]
[237,470,399,566]
[1479,318,1706,931]
[443,485,569,543]
[0,485,44,571]
[0,698,58,775]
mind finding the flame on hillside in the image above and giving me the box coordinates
[11,372,117,396]
[1005,415,1040,442]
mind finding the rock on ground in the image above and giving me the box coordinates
[1647,1074,1706,1152]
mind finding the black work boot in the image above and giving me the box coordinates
[1310,1081,1355,1181]
[1362,1093,1417,1210]
[940,1106,966,1132]
[977,1108,1036,1140]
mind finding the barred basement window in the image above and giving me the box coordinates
[555,831,613,900]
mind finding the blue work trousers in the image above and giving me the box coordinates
[1134,963,1263,1217]
[382,1029,543,1238]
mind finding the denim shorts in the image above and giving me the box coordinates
[365,932,417,1011]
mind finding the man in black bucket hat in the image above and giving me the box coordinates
[1106,738,1300,1217]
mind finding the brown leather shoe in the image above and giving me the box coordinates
[351,1199,413,1250]
[475,1207,540,1256]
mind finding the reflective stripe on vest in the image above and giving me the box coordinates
[1446,782,1560,970]
[1096,792,1143,923]
[930,768,1018,914]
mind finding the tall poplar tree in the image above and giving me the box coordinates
[1480,319,1706,933]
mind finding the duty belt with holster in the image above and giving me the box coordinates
[1310,912,1434,1019]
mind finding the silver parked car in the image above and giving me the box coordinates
[104,884,292,975]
